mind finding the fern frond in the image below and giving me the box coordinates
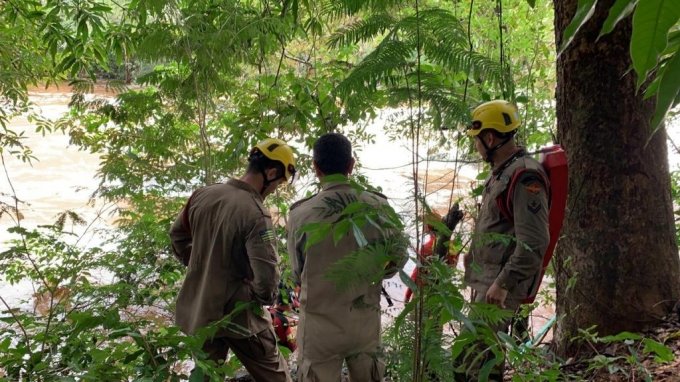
[327,13,396,48]
[321,0,406,19]
[335,38,411,98]
[396,8,468,47]
[324,237,407,292]
[424,44,505,86]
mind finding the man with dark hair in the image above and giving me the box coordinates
[169,138,295,381]
[287,133,408,381]
[312,132,353,175]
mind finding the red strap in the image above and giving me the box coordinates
[496,168,549,221]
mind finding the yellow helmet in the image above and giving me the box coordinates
[466,100,521,137]
[251,138,297,181]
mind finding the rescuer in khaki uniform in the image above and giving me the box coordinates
[287,133,408,382]
[169,138,296,382]
[458,100,550,381]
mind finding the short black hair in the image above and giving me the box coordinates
[247,150,285,178]
[313,133,352,175]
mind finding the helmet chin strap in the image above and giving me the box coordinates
[478,135,512,165]
[259,169,285,196]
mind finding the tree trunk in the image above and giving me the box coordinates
[553,0,680,356]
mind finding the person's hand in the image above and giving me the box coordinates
[442,203,464,231]
[485,281,509,309]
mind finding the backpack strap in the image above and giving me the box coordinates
[496,168,549,221]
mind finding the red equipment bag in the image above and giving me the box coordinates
[523,145,568,303]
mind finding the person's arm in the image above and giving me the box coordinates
[245,215,280,305]
[286,214,306,286]
[169,202,193,266]
[494,173,550,291]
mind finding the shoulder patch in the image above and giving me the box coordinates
[259,228,276,242]
[290,194,316,211]
[524,182,543,195]
[519,171,547,192]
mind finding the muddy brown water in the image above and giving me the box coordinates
[0,86,556,352]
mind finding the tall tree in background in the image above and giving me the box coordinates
[553,0,680,355]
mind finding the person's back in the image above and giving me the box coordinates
[290,183,392,355]
[287,133,407,381]
[170,138,296,381]
[175,180,277,337]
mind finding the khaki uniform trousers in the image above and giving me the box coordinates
[203,327,291,382]
[297,352,385,382]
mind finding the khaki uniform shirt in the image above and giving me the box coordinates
[287,181,408,362]
[465,151,550,300]
[169,179,280,338]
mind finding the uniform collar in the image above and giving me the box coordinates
[492,148,526,176]
[319,175,351,191]
[227,178,263,201]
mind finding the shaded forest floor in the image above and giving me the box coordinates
[549,306,680,382]
[224,306,680,381]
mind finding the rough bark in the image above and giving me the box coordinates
[553,0,680,356]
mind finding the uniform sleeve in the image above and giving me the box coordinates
[169,204,192,266]
[245,214,280,305]
[286,212,306,286]
[495,172,550,291]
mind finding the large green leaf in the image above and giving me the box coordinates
[642,338,674,363]
[598,0,638,39]
[558,0,599,56]
[631,0,680,88]
[650,51,680,130]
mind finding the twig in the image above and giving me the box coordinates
[0,294,32,350]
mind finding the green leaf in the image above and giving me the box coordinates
[558,0,599,56]
[631,0,680,88]
[479,355,501,381]
[301,222,332,250]
[341,201,368,216]
[350,219,368,247]
[663,30,680,55]
[598,0,638,39]
[526,0,536,8]
[642,338,674,362]
[650,51,680,130]
[189,367,205,382]
[598,331,642,343]
[398,268,417,292]
[332,219,351,245]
